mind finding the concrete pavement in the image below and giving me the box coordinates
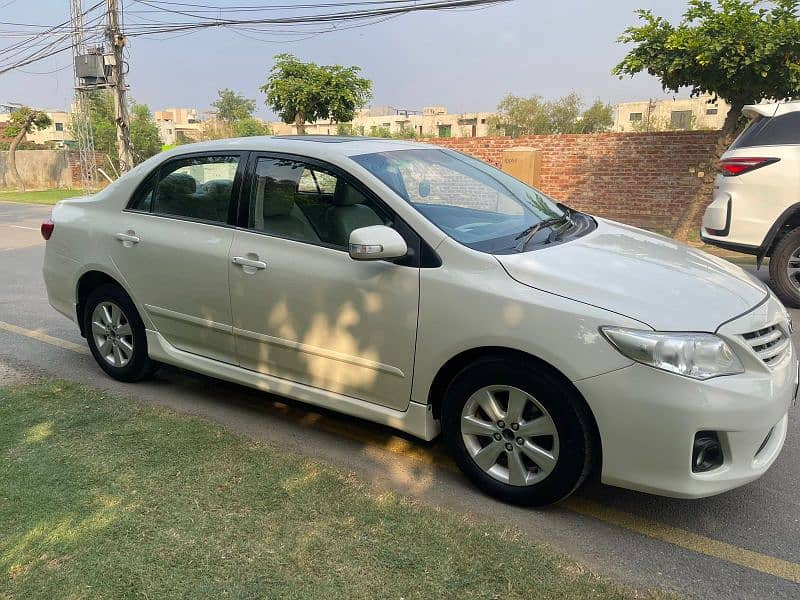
[1,200,799,599]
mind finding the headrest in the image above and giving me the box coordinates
[263,178,296,217]
[332,183,365,206]
[159,173,196,196]
[203,179,232,196]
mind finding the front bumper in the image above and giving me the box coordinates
[575,296,795,499]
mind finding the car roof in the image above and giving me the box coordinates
[160,135,435,160]
[743,100,800,119]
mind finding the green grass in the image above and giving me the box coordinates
[0,381,668,599]
[0,189,86,205]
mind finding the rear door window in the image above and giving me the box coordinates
[152,155,240,223]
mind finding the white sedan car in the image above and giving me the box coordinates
[42,136,795,506]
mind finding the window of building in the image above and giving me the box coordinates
[438,124,452,138]
[670,110,693,130]
[480,118,486,124]
[706,108,718,115]
[629,112,643,122]
[54,122,64,132]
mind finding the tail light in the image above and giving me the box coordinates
[41,219,54,240]
[719,157,779,177]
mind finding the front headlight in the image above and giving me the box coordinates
[601,327,744,380]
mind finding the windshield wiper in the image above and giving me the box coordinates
[514,212,572,252]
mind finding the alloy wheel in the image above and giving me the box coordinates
[460,385,559,486]
[91,301,134,368]
[787,247,800,292]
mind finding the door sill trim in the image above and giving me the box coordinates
[145,330,439,440]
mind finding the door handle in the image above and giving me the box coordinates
[232,256,267,270]
[115,232,140,245]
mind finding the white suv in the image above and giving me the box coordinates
[702,101,800,305]
[43,137,795,506]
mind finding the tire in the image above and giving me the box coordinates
[83,283,157,382]
[769,227,800,308]
[442,357,593,507]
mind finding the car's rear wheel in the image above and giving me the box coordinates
[442,357,594,506]
[769,227,800,308]
[84,284,156,382]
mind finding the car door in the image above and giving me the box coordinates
[228,153,420,411]
[108,152,244,364]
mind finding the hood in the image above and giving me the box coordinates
[496,219,768,331]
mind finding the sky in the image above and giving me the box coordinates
[0,0,690,119]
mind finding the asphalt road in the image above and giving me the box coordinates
[1,200,799,599]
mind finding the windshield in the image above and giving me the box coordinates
[351,148,565,253]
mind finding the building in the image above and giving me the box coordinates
[26,111,71,147]
[154,107,202,145]
[612,95,729,132]
[272,105,497,138]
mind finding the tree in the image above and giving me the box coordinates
[3,107,51,191]
[212,88,257,123]
[615,0,800,240]
[129,103,162,164]
[576,98,614,133]
[234,117,271,137]
[75,92,164,169]
[613,0,800,137]
[261,54,372,135]
[488,94,550,137]
[547,92,583,133]
[488,92,613,136]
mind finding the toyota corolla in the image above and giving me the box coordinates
[42,136,795,505]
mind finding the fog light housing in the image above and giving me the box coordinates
[692,432,723,473]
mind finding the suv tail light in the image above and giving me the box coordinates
[719,157,780,176]
[41,219,54,240]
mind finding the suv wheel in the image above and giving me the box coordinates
[84,284,157,382]
[769,227,800,308]
[442,357,594,506]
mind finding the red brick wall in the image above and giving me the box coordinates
[417,131,719,232]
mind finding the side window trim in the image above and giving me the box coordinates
[239,151,431,267]
[124,150,248,227]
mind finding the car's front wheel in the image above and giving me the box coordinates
[442,357,594,506]
[769,226,800,308]
[83,284,156,382]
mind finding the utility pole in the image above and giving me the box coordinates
[70,0,98,192]
[106,0,133,172]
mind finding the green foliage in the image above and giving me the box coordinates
[613,0,800,132]
[212,88,257,122]
[234,116,271,137]
[488,93,613,136]
[369,125,392,138]
[75,91,117,162]
[130,102,162,164]
[576,98,614,133]
[75,92,164,167]
[262,54,373,132]
[4,106,52,138]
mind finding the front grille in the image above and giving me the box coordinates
[741,324,791,366]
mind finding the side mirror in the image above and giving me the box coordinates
[349,225,408,261]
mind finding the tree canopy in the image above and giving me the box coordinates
[212,88,257,123]
[613,0,800,135]
[261,54,373,134]
[4,107,51,139]
[130,103,162,163]
[77,92,162,168]
[488,93,613,137]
